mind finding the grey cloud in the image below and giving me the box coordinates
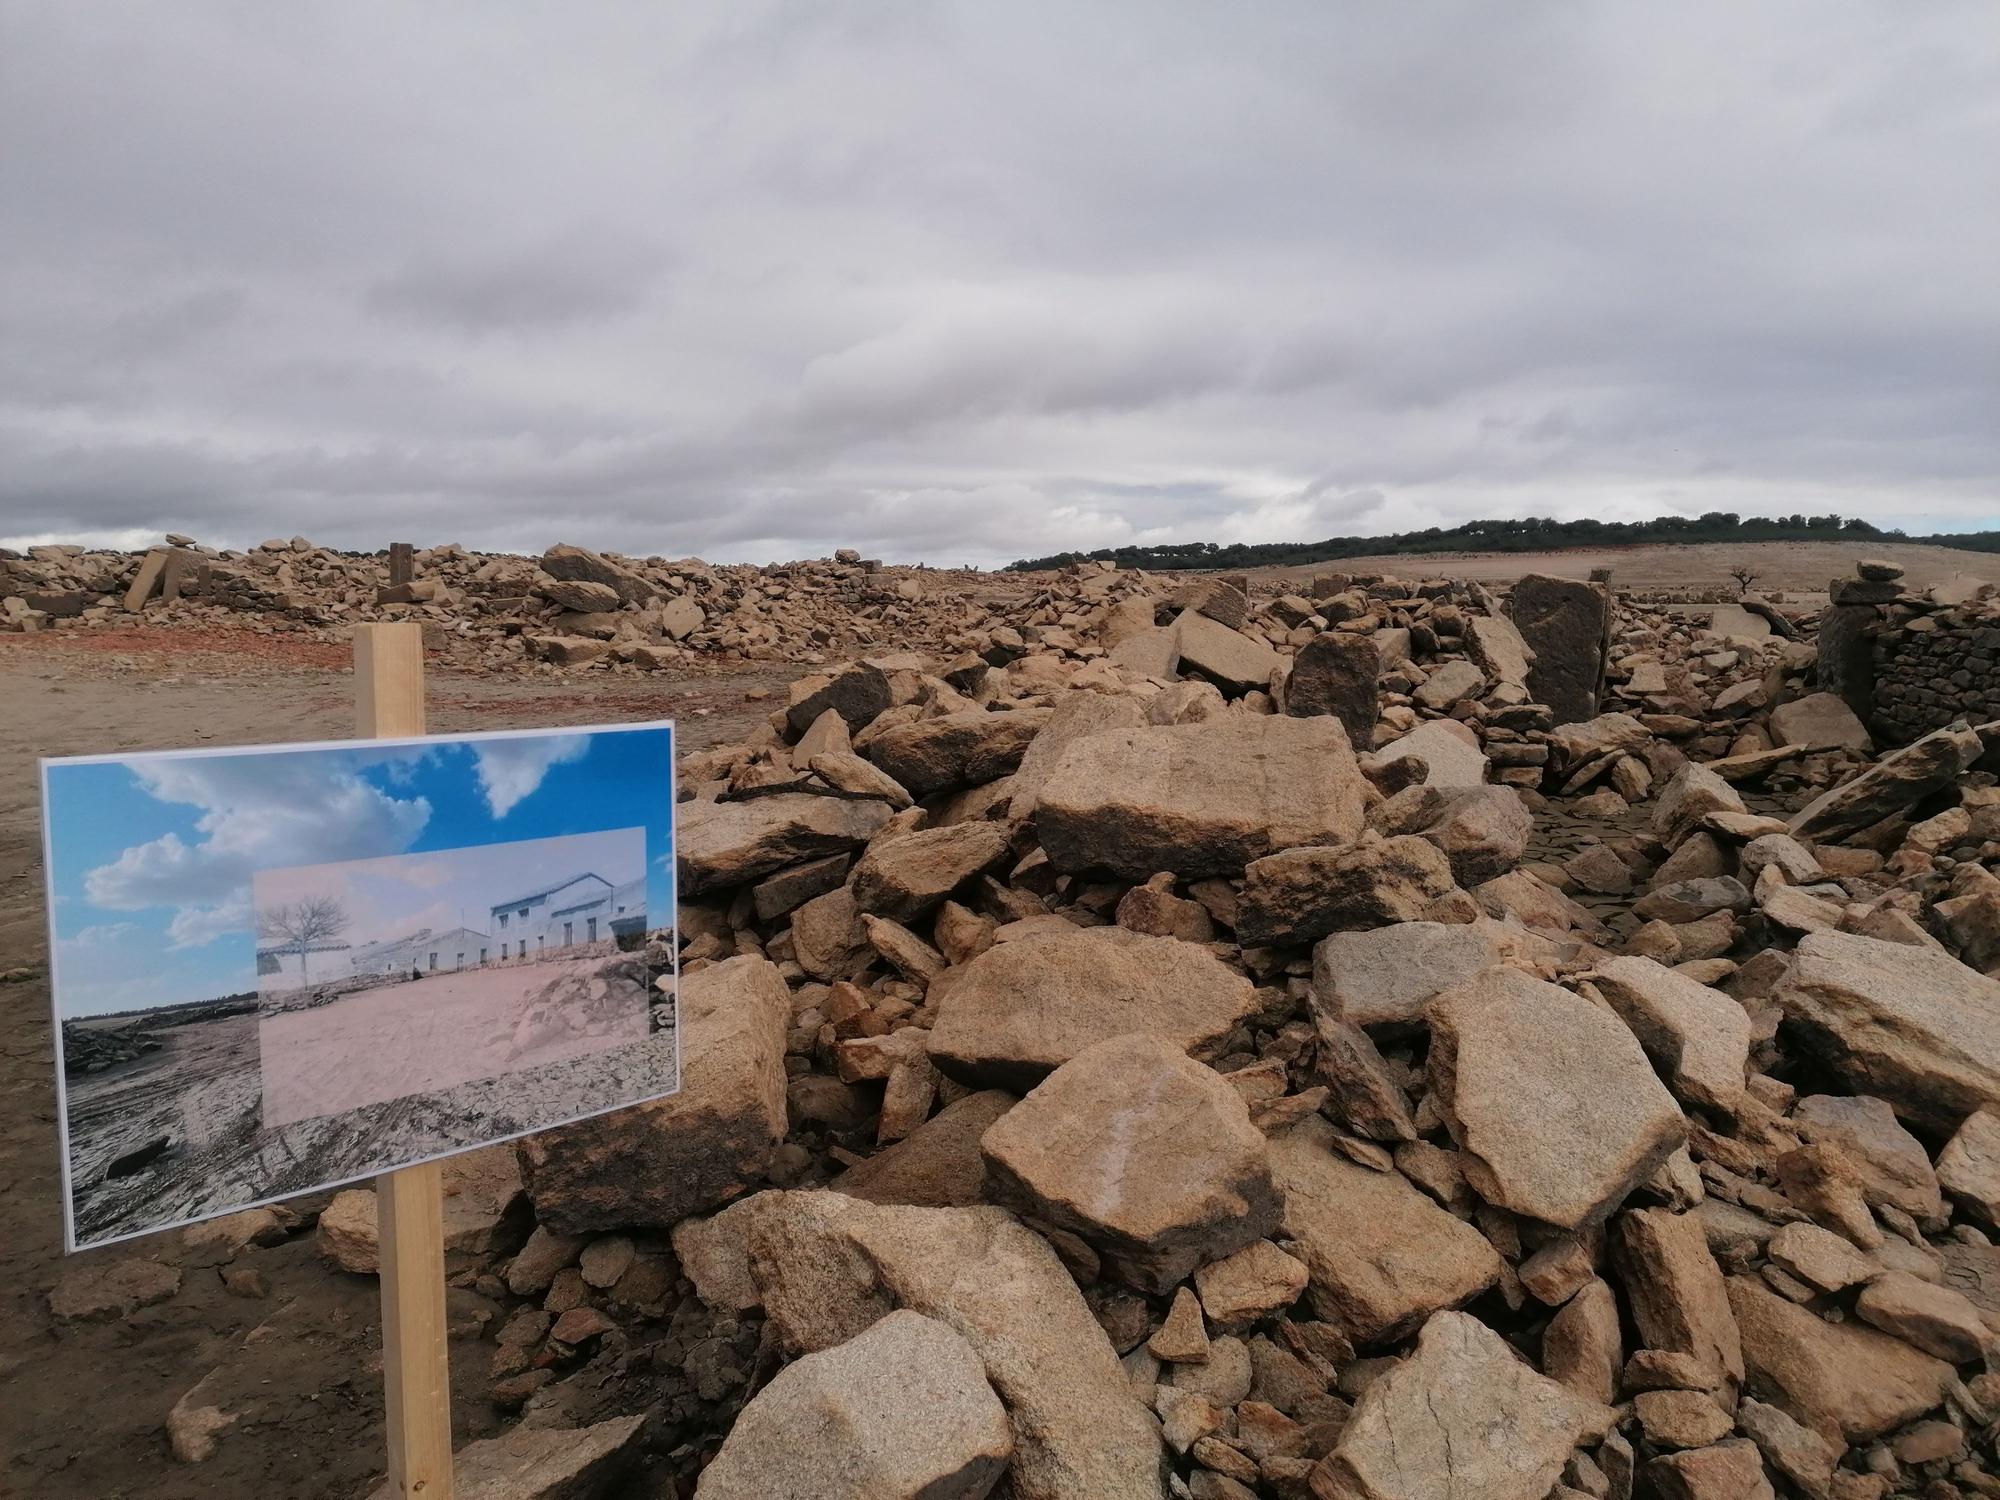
[1,1,1995,565]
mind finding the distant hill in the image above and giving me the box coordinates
[1005,512,2000,573]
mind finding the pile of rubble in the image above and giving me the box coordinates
[49,561,2000,1499]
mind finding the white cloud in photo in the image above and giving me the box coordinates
[83,752,432,945]
[472,736,588,818]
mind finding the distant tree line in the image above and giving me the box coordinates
[1005,512,1998,573]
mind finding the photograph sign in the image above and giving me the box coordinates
[41,721,678,1250]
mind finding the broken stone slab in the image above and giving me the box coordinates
[867,710,1051,797]
[1642,1440,1776,1500]
[540,543,654,605]
[47,1256,180,1322]
[980,1034,1280,1292]
[1174,609,1283,694]
[1768,691,1872,753]
[1266,1116,1501,1345]
[517,956,786,1232]
[1464,613,1534,687]
[1854,1270,1991,1363]
[1373,718,1489,789]
[1592,957,1752,1114]
[1236,835,1457,948]
[365,1414,647,1500]
[1310,1310,1615,1500]
[1727,1276,1953,1444]
[1788,722,1982,843]
[1773,928,2000,1132]
[1790,1094,1944,1222]
[1282,631,1380,751]
[808,751,915,808]
[835,1090,1019,1209]
[718,1193,1169,1500]
[927,925,1258,1090]
[1193,1240,1310,1331]
[694,1310,1012,1500]
[1005,692,1145,821]
[1428,968,1686,1229]
[679,793,893,896]
[1036,715,1369,879]
[1938,1108,2000,1228]
[850,821,1015,922]
[1653,763,1748,846]
[1310,918,1554,1034]
[537,577,621,613]
[1613,1209,1745,1401]
[1510,573,1609,726]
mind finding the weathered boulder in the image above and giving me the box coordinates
[1006,692,1146,820]
[1239,836,1456,949]
[1509,573,1609,725]
[1791,1093,1944,1221]
[1418,786,1531,887]
[679,794,893,896]
[1282,631,1380,751]
[694,1311,1011,1500]
[1727,1277,1954,1444]
[980,1035,1280,1292]
[537,577,621,613]
[518,956,787,1231]
[1939,1108,2000,1228]
[1036,716,1369,879]
[1592,957,1752,1114]
[1768,691,1872,753]
[1652,763,1747,845]
[1310,919,1553,1033]
[1788,722,1981,843]
[1174,610,1282,694]
[927,926,1258,1090]
[1413,658,1485,711]
[699,1193,1169,1500]
[1773,928,2000,1132]
[850,822,1015,922]
[867,710,1051,798]
[1373,718,1489,789]
[809,751,914,809]
[1428,968,1685,1229]
[786,661,894,736]
[1310,1310,1614,1500]
[1643,1441,1776,1500]
[1267,1117,1501,1344]
[541,542,653,605]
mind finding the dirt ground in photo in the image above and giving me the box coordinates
[260,956,651,1127]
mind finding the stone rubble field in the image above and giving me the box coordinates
[33,540,2000,1500]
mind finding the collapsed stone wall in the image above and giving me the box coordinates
[1871,609,2000,746]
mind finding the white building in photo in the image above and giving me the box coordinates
[488,872,646,959]
[256,940,356,993]
[348,925,495,978]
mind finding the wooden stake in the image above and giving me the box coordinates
[353,622,454,1499]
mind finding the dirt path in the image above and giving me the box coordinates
[0,638,789,1500]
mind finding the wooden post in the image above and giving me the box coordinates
[353,622,454,1499]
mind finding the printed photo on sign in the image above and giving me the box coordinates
[40,722,678,1250]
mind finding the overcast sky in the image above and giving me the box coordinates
[4,2,1996,568]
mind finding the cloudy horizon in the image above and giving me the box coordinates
[4,3,1996,568]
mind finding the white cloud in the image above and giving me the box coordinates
[83,752,431,945]
[472,736,588,818]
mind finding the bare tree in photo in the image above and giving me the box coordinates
[259,894,350,988]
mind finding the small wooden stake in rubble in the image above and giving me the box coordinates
[354,622,455,1500]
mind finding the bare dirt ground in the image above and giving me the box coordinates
[1246,538,2000,598]
[0,632,788,1500]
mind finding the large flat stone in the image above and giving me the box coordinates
[1310,919,1554,1034]
[1006,692,1145,820]
[1509,573,1609,725]
[1428,968,1685,1229]
[927,926,1258,1090]
[1174,609,1282,694]
[981,1034,1279,1292]
[695,1310,1011,1500]
[1283,631,1380,750]
[1727,1276,1954,1444]
[1036,716,1369,879]
[1311,1310,1614,1500]
[1373,719,1489,789]
[1774,928,2000,1132]
[517,956,786,1232]
[1592,957,1752,1114]
[679,793,893,896]
[1237,835,1456,948]
[1788,722,1981,843]
[1267,1117,1501,1345]
[850,821,1016,922]
[1768,692,1872,753]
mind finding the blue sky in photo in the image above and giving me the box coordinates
[43,723,675,1016]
